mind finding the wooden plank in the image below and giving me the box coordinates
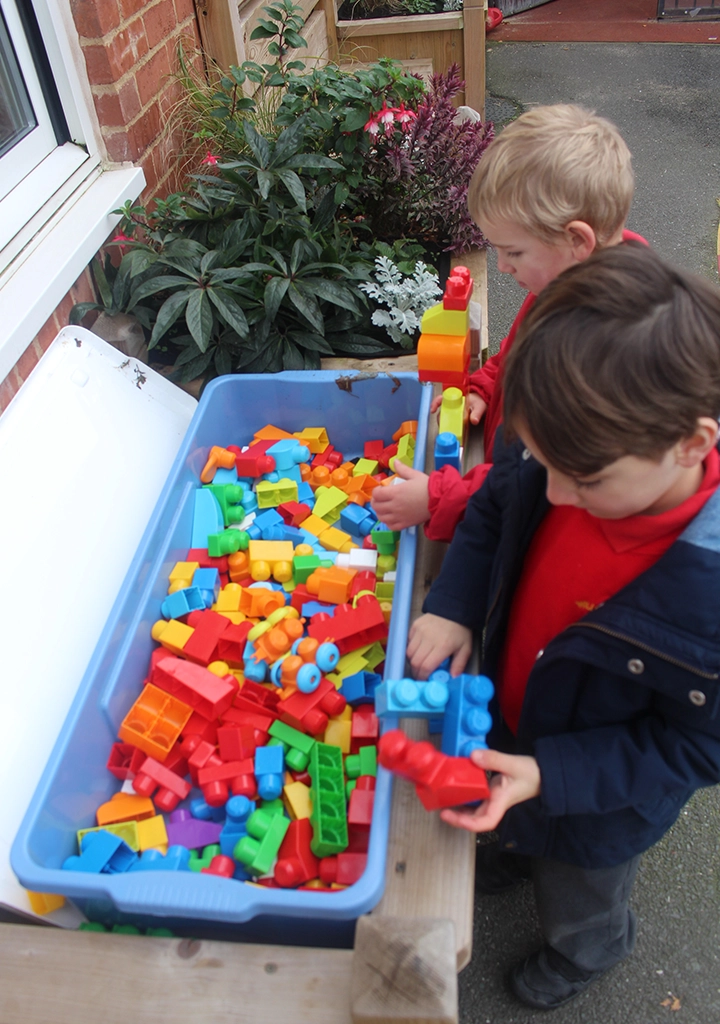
[0,925,354,1024]
[337,11,463,35]
[193,0,244,72]
[462,0,485,114]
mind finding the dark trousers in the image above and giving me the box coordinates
[531,855,641,973]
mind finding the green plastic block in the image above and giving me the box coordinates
[353,458,379,477]
[370,525,400,555]
[292,553,322,584]
[256,478,299,508]
[374,580,395,601]
[188,844,221,872]
[205,483,245,526]
[234,808,290,874]
[309,742,348,857]
[345,778,357,799]
[345,745,377,780]
[79,922,107,932]
[112,924,141,935]
[312,485,347,524]
[207,528,248,557]
[77,820,139,852]
[269,719,317,755]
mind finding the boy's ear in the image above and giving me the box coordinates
[676,418,720,466]
[565,221,597,262]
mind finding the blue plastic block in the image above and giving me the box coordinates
[440,672,494,757]
[340,670,381,705]
[261,525,286,541]
[296,482,315,507]
[191,487,224,548]
[245,522,262,541]
[190,797,226,822]
[265,439,310,485]
[129,846,191,872]
[243,640,267,682]
[428,716,444,735]
[340,504,378,538]
[281,525,306,546]
[434,432,461,472]
[374,674,450,718]
[219,794,255,860]
[63,830,138,874]
[242,490,258,513]
[192,567,220,606]
[161,586,205,620]
[213,466,239,485]
[254,508,284,533]
[301,601,336,619]
[255,745,285,801]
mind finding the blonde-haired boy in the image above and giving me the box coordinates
[372,104,646,541]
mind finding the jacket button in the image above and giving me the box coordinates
[535,649,544,660]
[689,690,706,706]
[627,659,645,675]
[522,448,531,460]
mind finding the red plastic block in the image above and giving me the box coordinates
[216,620,253,666]
[187,548,229,572]
[181,711,218,745]
[222,704,276,734]
[277,501,312,527]
[201,855,236,878]
[312,445,343,469]
[184,737,222,783]
[274,818,319,888]
[238,678,280,710]
[234,440,276,477]
[278,677,347,736]
[289,583,313,614]
[350,706,379,753]
[319,852,367,886]
[443,266,473,310]
[347,786,374,831]
[217,724,258,761]
[378,729,490,809]
[106,743,145,780]
[151,655,238,720]
[363,440,384,461]
[132,756,191,812]
[349,570,377,600]
[182,609,231,665]
[306,595,388,656]
[198,758,256,806]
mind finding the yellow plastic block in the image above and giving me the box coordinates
[327,645,373,685]
[248,539,294,583]
[353,458,379,477]
[318,526,355,553]
[312,485,348,523]
[136,814,169,851]
[26,891,66,915]
[293,427,329,453]
[256,478,299,508]
[151,618,194,654]
[323,717,352,753]
[78,820,140,852]
[389,433,415,472]
[168,561,199,594]
[254,424,294,441]
[421,301,470,337]
[214,583,244,613]
[215,611,246,624]
[96,792,155,827]
[299,513,330,539]
[364,641,386,671]
[439,386,466,442]
[283,780,312,819]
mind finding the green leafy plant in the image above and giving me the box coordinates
[69,251,156,331]
[359,255,441,347]
[397,0,436,13]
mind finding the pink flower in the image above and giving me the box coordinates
[364,114,381,136]
[394,103,417,132]
[378,103,396,136]
[112,231,132,252]
[202,151,219,166]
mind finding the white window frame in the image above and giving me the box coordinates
[0,0,145,384]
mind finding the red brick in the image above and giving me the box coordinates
[130,101,162,154]
[36,316,62,353]
[119,0,148,19]
[15,341,42,384]
[74,267,98,304]
[135,44,173,107]
[173,0,196,22]
[71,0,121,39]
[0,372,20,415]
[92,77,142,127]
[144,0,178,51]
[81,21,150,85]
[140,149,161,198]
[104,127,136,162]
[54,291,79,329]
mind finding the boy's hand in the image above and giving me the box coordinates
[407,613,472,679]
[429,392,487,425]
[370,463,430,530]
[440,748,541,833]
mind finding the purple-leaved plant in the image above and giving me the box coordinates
[357,64,494,254]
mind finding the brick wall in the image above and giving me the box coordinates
[1,0,204,412]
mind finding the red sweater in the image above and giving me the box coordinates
[499,449,720,734]
[425,229,649,543]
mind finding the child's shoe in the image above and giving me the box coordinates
[510,946,606,1010]
[475,841,531,895]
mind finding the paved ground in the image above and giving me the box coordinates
[458,42,720,1024]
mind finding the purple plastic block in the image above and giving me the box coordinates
[166,808,223,849]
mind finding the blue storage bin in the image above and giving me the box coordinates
[11,371,430,944]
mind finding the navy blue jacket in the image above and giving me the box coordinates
[423,434,720,868]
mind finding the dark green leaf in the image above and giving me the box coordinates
[286,154,342,171]
[334,181,349,205]
[300,278,361,314]
[281,338,306,370]
[186,289,214,352]
[256,168,273,200]
[249,24,276,40]
[243,121,271,167]
[215,347,233,376]
[288,330,334,354]
[127,275,193,310]
[69,302,102,324]
[207,287,250,337]
[93,258,113,309]
[284,29,307,49]
[150,290,193,346]
[341,108,371,132]
[264,275,290,319]
[288,283,323,333]
[271,116,307,166]
[276,169,306,211]
[174,349,214,383]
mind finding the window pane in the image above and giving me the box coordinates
[0,5,36,159]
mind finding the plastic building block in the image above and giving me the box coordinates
[188,844,222,872]
[307,594,388,656]
[440,672,494,757]
[265,438,310,485]
[234,440,276,478]
[312,485,348,523]
[388,433,415,473]
[308,742,348,857]
[255,744,285,801]
[319,851,367,886]
[151,654,238,719]
[234,806,291,875]
[135,814,169,852]
[188,569,221,610]
[96,792,155,827]
[268,719,316,771]
[292,552,323,584]
[168,560,200,593]
[317,526,355,554]
[340,670,381,705]
[417,330,470,374]
[26,891,66,914]
[191,488,224,548]
[200,445,237,483]
[347,781,374,832]
[256,478,299,508]
[277,501,312,527]
[118,683,193,762]
[274,818,319,888]
[306,565,355,604]
[247,539,294,583]
[283,779,312,820]
[434,432,461,472]
[219,794,255,857]
[165,808,222,849]
[438,387,466,442]
[278,677,347,736]
[207,530,248,557]
[129,846,192,872]
[205,483,246,527]
[374,675,450,718]
[345,745,377,779]
[443,266,473,310]
[106,742,146,780]
[236,585,286,618]
[421,301,470,337]
[378,728,490,809]
[293,427,329,453]
[369,525,400,556]
[63,830,137,874]
[323,710,352,753]
[201,855,236,878]
[160,586,205,621]
[78,821,139,852]
[151,618,194,655]
[198,757,256,806]
[132,755,192,812]
[339,504,378,539]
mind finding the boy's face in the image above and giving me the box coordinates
[478,217,584,295]
[520,432,706,519]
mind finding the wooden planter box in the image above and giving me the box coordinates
[335,0,485,112]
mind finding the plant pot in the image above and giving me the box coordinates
[91,312,149,363]
[335,0,484,111]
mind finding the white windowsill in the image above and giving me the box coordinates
[0,163,145,383]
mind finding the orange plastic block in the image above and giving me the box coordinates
[26,891,66,914]
[391,420,418,442]
[254,424,294,441]
[306,565,356,604]
[118,683,193,762]
[238,586,286,618]
[96,792,155,827]
[200,446,237,484]
[417,331,470,374]
[252,616,305,665]
[228,550,250,581]
[308,465,332,491]
[299,513,330,539]
[151,618,194,655]
[293,427,329,453]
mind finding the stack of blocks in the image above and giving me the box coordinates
[59,419,420,898]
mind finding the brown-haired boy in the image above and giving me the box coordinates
[372,104,645,541]
[407,244,720,1009]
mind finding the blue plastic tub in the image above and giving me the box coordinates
[11,371,430,945]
